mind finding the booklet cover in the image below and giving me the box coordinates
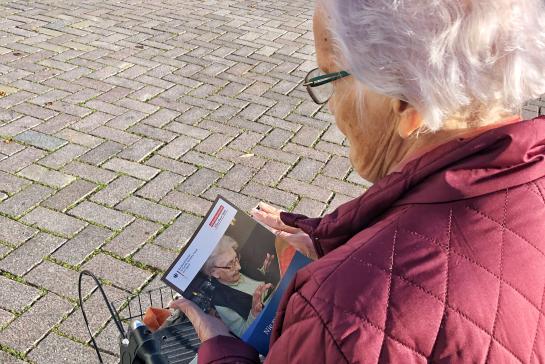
[161,196,312,356]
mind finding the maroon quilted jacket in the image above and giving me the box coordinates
[199,117,545,363]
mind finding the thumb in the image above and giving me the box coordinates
[169,298,203,323]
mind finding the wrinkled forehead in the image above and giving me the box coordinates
[313,4,337,73]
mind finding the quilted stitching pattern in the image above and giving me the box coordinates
[303,181,545,363]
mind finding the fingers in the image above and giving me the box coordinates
[257,201,280,214]
[169,298,204,324]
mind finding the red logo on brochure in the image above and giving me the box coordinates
[209,205,225,228]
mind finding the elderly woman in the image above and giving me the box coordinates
[172,0,545,362]
[201,235,273,337]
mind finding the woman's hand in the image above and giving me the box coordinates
[251,283,273,317]
[170,298,232,342]
[258,253,275,275]
[251,202,318,260]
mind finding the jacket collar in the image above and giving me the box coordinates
[286,117,545,255]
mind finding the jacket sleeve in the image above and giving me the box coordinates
[198,293,346,364]
[198,336,260,364]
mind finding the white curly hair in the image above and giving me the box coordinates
[320,0,545,131]
[202,235,239,275]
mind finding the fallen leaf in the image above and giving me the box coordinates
[240,153,254,158]
[0,91,5,97]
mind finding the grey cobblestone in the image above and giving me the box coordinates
[105,219,161,257]
[0,215,37,247]
[13,130,67,151]
[0,147,46,173]
[38,143,88,169]
[0,232,64,276]
[102,157,160,181]
[0,184,53,217]
[136,171,185,202]
[17,164,75,188]
[91,175,143,207]
[52,225,111,266]
[117,196,179,223]
[69,201,135,231]
[62,161,117,184]
[0,294,73,353]
[82,253,152,291]
[42,179,97,211]
[133,243,178,271]
[0,275,40,312]
[24,261,94,300]
[154,213,202,250]
[79,140,124,165]
[22,206,86,237]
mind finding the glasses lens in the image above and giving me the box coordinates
[306,68,333,104]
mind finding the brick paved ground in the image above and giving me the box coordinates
[0,1,544,363]
[0,0,374,362]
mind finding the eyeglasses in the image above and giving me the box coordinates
[214,251,240,271]
[304,68,350,104]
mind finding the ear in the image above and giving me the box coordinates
[392,100,424,139]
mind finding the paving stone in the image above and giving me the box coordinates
[28,332,117,364]
[42,179,97,211]
[117,196,179,224]
[346,170,373,189]
[24,261,95,300]
[104,219,162,257]
[326,193,355,214]
[314,175,364,198]
[0,216,37,246]
[21,206,86,237]
[252,145,298,164]
[242,181,297,208]
[136,171,185,202]
[283,142,329,162]
[0,294,72,353]
[0,184,53,217]
[0,116,41,137]
[0,276,41,312]
[145,155,197,176]
[38,143,88,169]
[107,109,148,130]
[55,128,103,148]
[0,233,65,276]
[79,140,124,165]
[165,122,211,140]
[177,167,221,195]
[0,140,24,156]
[181,150,233,173]
[0,147,46,173]
[204,186,260,213]
[17,164,75,188]
[195,133,231,154]
[62,161,117,184]
[154,213,202,250]
[117,137,162,162]
[133,243,178,271]
[13,130,67,152]
[218,164,254,192]
[142,108,180,128]
[323,155,352,180]
[52,225,112,266]
[260,128,293,148]
[0,170,31,194]
[102,157,160,180]
[71,111,113,132]
[90,175,143,207]
[158,135,199,159]
[0,350,26,364]
[82,253,153,291]
[278,177,332,203]
[315,140,350,157]
[288,158,323,183]
[69,201,135,231]
[0,307,13,327]
[129,123,177,143]
[160,190,212,217]
[293,197,326,217]
[253,160,291,186]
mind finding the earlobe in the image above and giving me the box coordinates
[397,106,424,139]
